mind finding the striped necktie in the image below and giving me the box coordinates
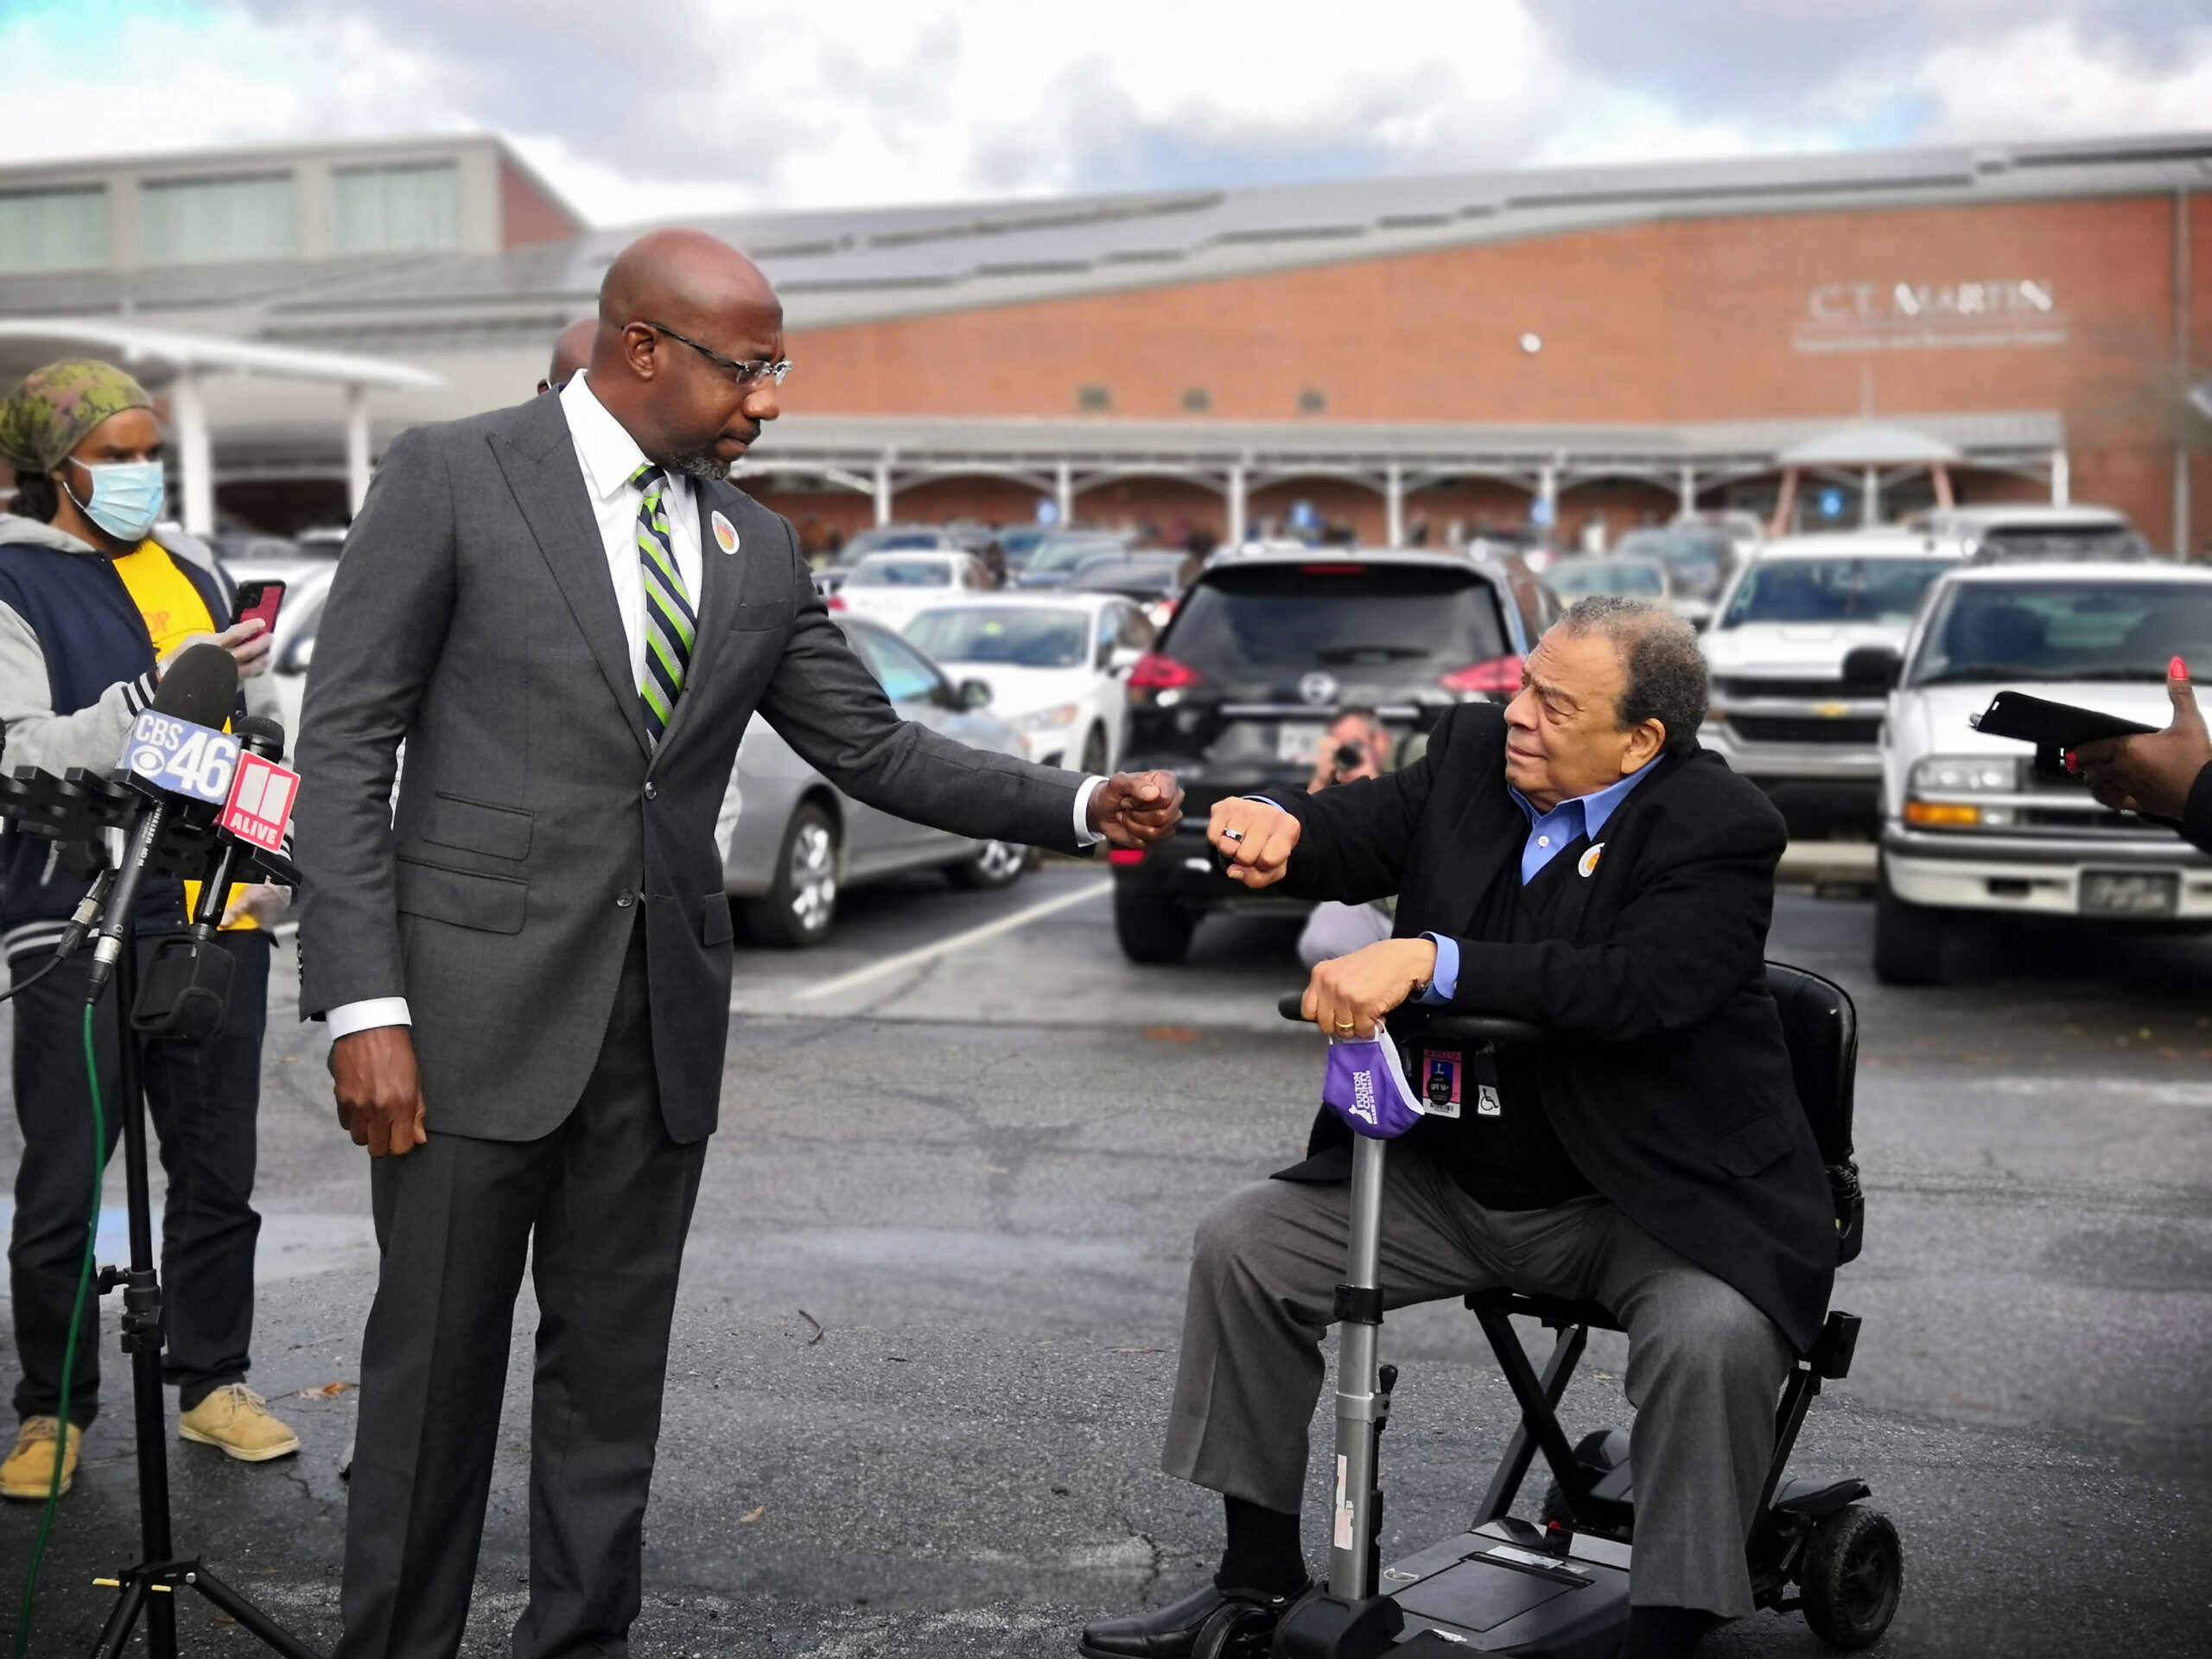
[628,462,697,742]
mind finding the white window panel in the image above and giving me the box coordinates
[141,174,295,265]
[0,186,109,273]
[333,162,461,255]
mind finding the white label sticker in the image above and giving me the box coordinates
[1333,1454,1355,1550]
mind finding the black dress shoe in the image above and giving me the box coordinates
[1077,1580,1311,1658]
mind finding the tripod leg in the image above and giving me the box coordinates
[88,1578,146,1659]
[188,1569,327,1659]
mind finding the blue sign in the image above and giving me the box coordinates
[1036,499,1060,525]
[1817,486,1847,519]
[1529,498,1555,529]
[122,710,239,805]
[1289,499,1318,531]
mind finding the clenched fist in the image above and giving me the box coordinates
[1207,796,1300,887]
[1089,771,1185,848]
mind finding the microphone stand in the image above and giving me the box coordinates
[0,767,321,1659]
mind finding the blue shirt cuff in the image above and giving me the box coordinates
[1418,932,1459,1003]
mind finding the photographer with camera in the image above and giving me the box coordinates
[0,359,296,1502]
[1295,709,1399,967]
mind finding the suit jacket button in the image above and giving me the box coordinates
[615,890,636,908]
[643,782,658,800]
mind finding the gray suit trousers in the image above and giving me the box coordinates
[335,926,706,1659]
[1161,1143,1792,1617]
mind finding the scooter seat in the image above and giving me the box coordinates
[1770,1474,1870,1518]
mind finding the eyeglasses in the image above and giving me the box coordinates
[640,321,791,388]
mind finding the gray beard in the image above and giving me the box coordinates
[666,451,730,484]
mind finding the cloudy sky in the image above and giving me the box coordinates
[7,2,2210,225]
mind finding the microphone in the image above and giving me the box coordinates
[85,643,240,1001]
[187,714,287,933]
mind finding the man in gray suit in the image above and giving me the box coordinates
[293,227,1182,1659]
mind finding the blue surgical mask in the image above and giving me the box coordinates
[65,461,166,544]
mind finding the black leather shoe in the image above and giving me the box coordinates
[1077,1580,1311,1658]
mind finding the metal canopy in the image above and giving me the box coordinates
[737,410,2065,541]
[1777,424,1965,467]
[0,319,444,535]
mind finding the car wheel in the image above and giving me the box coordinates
[1079,722,1110,775]
[946,837,1028,890]
[742,801,838,948]
[1798,1506,1902,1649]
[1872,865,1950,986]
[1115,893,1197,963]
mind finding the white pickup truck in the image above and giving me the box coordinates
[1857,560,2212,983]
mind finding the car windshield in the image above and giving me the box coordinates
[1027,536,1128,575]
[1910,581,2212,684]
[1547,559,1666,599]
[995,528,1051,567]
[1719,558,1951,626]
[849,559,953,588]
[906,607,1090,669]
[1165,563,1508,676]
[837,530,943,563]
[1069,556,1181,594]
[1616,531,1730,599]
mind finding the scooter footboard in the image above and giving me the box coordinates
[1379,1523,1631,1656]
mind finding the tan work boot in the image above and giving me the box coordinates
[177,1384,300,1463]
[0,1417,80,1500]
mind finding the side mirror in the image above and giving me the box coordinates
[958,677,993,709]
[1840,645,1902,693]
[1108,645,1142,677]
[280,635,315,674]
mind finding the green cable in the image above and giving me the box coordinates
[9,1004,105,1659]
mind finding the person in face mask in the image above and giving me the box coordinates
[0,359,298,1502]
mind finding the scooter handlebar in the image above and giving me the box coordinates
[1275,991,1548,1047]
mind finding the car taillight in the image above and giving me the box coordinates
[826,593,847,611]
[1128,652,1205,690]
[1107,847,1147,866]
[1440,654,1523,695]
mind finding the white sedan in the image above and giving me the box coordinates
[830,550,997,631]
[903,592,1155,775]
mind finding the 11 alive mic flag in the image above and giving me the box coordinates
[221,750,299,852]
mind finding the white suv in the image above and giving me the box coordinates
[1863,561,2212,983]
[1699,531,1962,828]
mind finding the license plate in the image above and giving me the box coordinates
[2080,869,2179,916]
[1276,722,1326,765]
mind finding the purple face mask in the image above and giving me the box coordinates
[1322,1023,1428,1140]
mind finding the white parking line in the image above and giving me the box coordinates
[791,880,1113,1003]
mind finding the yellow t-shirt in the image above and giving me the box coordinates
[110,541,258,931]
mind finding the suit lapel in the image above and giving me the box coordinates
[652,479,746,755]
[489,401,649,758]
[1436,782,1524,938]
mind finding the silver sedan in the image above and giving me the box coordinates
[717,617,1033,947]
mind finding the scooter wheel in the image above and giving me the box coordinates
[1799,1504,1902,1649]
[1192,1600,1278,1659]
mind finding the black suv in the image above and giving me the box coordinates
[1109,550,1542,962]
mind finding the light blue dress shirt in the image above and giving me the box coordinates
[1419,759,1659,1004]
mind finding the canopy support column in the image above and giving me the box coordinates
[1931,462,1954,510]
[1055,460,1073,527]
[1769,467,1798,537]
[873,456,893,526]
[1384,464,1404,549]
[344,383,372,518]
[172,368,213,537]
[1227,462,1248,544]
[1677,465,1697,516]
[1861,467,1880,527]
[2051,448,2070,506]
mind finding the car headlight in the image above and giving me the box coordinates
[1009,702,1081,734]
[1905,754,2019,827]
[1909,756,2018,795]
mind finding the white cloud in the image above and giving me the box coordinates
[0,2,2206,225]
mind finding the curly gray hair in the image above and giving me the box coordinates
[1550,595,1708,756]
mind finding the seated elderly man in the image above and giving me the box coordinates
[1078,597,1837,1659]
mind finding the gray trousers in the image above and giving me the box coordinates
[1162,1143,1792,1616]
[335,928,707,1659]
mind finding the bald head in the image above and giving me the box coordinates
[587,227,786,479]
[537,318,597,394]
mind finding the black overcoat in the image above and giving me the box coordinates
[1266,702,1837,1355]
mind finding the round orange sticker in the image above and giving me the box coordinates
[711,511,739,555]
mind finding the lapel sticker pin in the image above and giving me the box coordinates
[710,511,739,555]
[1578,842,1605,879]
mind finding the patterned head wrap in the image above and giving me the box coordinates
[0,359,156,478]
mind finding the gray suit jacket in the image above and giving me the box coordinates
[293,393,1086,1144]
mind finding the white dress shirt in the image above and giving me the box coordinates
[327,374,1104,1040]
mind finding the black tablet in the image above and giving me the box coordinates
[1971,690,2158,751]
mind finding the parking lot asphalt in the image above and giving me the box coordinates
[3,861,2209,1656]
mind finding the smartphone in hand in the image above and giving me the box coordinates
[232,579,286,636]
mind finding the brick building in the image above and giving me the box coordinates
[0,131,2204,552]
